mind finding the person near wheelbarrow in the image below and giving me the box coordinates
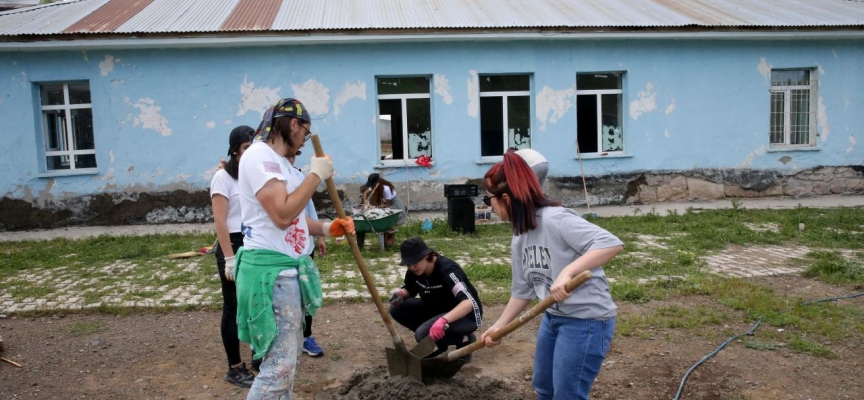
[235,98,354,400]
[358,173,407,249]
[389,237,483,362]
[480,150,623,400]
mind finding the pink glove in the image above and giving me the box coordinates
[429,317,449,341]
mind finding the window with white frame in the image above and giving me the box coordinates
[770,69,816,147]
[576,73,624,154]
[377,77,431,161]
[39,83,97,171]
[479,74,531,156]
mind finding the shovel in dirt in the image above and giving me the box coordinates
[310,135,437,380]
[419,270,593,380]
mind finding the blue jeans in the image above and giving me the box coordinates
[533,314,615,400]
[247,274,302,400]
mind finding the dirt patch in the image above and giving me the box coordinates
[1,275,862,399]
[314,366,524,400]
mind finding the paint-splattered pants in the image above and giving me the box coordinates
[247,273,302,400]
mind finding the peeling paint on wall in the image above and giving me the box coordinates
[665,99,676,116]
[832,49,838,58]
[629,83,656,120]
[739,145,767,168]
[110,79,124,87]
[237,76,281,117]
[11,71,26,86]
[815,62,825,75]
[99,55,115,76]
[467,70,479,118]
[224,119,232,125]
[206,121,216,129]
[81,51,89,62]
[847,134,857,154]
[109,149,115,163]
[434,74,453,105]
[536,86,575,131]
[291,79,330,115]
[664,129,670,139]
[333,81,366,116]
[758,57,772,81]
[129,98,172,136]
[818,96,830,142]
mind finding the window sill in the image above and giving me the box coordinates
[474,156,503,165]
[766,146,820,153]
[375,160,436,169]
[38,169,99,178]
[575,152,632,160]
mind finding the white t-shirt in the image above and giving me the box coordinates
[515,148,547,168]
[209,169,242,233]
[382,185,396,201]
[238,141,310,258]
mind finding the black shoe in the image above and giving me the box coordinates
[456,334,476,364]
[224,363,255,388]
[250,358,262,373]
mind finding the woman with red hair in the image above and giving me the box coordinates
[480,150,623,400]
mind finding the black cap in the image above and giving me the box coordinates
[228,125,255,156]
[399,236,433,266]
[364,173,380,189]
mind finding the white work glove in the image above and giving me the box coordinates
[224,256,236,282]
[309,156,334,181]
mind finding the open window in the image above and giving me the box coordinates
[770,69,817,148]
[576,73,624,154]
[377,77,431,161]
[39,82,97,172]
[479,74,531,156]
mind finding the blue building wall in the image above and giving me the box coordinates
[0,38,861,223]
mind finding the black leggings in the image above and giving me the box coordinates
[389,298,480,353]
[215,232,245,366]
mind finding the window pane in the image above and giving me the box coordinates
[769,91,785,144]
[771,70,810,86]
[40,85,65,106]
[480,96,504,157]
[576,95,598,153]
[378,99,401,160]
[47,155,71,170]
[480,75,529,92]
[75,154,97,169]
[406,98,431,159]
[43,110,67,151]
[507,96,531,149]
[377,77,430,95]
[790,89,810,145]
[601,94,623,152]
[71,108,95,150]
[68,84,91,104]
[577,73,622,90]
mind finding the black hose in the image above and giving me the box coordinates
[672,291,864,400]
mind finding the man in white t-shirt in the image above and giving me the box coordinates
[236,98,354,400]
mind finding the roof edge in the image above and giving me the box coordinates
[2,29,864,51]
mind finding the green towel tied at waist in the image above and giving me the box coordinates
[235,247,323,359]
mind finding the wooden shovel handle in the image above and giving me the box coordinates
[310,135,407,352]
[446,270,593,360]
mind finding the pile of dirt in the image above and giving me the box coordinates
[314,366,526,400]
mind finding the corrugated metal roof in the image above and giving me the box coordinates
[1,0,863,37]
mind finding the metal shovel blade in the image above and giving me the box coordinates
[410,336,438,359]
[420,356,466,381]
[385,347,423,381]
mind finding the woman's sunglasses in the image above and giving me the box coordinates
[482,194,498,207]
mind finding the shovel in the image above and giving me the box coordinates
[310,135,436,381]
[420,270,593,380]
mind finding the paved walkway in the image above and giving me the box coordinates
[0,195,861,315]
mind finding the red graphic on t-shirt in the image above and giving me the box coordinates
[285,218,308,254]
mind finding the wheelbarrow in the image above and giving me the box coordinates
[419,270,593,381]
[353,210,401,251]
[310,135,436,381]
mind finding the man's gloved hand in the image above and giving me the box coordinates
[224,255,236,281]
[429,317,449,341]
[388,290,407,307]
[309,156,334,181]
[323,217,355,237]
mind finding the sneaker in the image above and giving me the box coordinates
[250,358,261,373]
[224,363,255,388]
[303,336,324,357]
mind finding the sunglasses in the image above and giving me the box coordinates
[299,123,312,143]
[482,194,498,207]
